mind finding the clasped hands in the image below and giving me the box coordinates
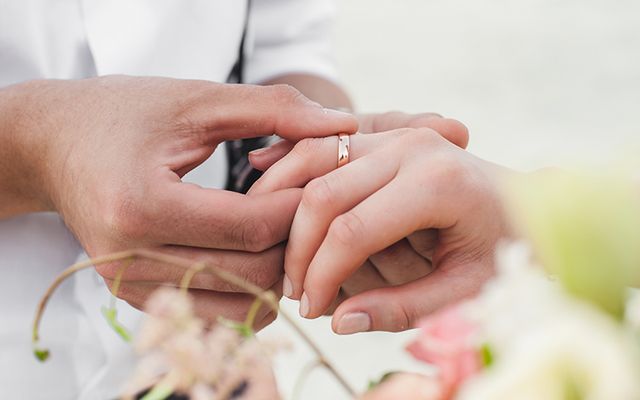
[7,76,509,333]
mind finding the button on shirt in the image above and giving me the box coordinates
[0,1,337,398]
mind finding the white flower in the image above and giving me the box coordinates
[466,242,565,351]
[458,302,640,400]
[457,242,640,400]
[457,243,640,400]
[625,289,640,332]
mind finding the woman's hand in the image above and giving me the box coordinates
[249,113,469,324]
[249,128,516,333]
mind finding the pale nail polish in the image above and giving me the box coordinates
[299,293,310,317]
[282,275,293,298]
[248,147,268,156]
[335,312,371,335]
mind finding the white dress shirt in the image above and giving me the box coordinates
[0,0,336,398]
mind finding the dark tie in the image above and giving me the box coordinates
[224,0,266,194]
[225,136,274,193]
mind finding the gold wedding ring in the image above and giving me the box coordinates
[337,134,350,168]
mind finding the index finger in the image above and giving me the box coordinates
[142,181,303,252]
[300,178,434,318]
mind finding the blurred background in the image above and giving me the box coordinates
[265,1,640,398]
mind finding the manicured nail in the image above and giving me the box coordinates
[299,292,310,318]
[335,312,371,335]
[282,275,293,298]
[248,147,269,157]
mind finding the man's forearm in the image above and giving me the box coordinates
[260,73,354,112]
[0,82,50,219]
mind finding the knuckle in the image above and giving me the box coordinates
[292,137,324,160]
[389,127,440,149]
[270,84,304,105]
[430,156,468,186]
[371,111,403,131]
[329,212,365,248]
[103,279,141,305]
[385,302,415,332]
[242,258,283,290]
[301,177,337,210]
[381,110,404,119]
[95,261,121,281]
[219,308,247,324]
[407,113,443,128]
[236,215,276,252]
[257,310,278,330]
[411,127,442,144]
[101,195,150,243]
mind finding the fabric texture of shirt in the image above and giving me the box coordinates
[0,0,337,398]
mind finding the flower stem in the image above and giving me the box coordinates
[244,298,263,330]
[109,258,133,307]
[32,248,357,397]
[292,359,323,400]
[179,262,206,295]
[32,250,137,358]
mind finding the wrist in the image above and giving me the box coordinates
[0,81,56,216]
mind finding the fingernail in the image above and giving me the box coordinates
[299,292,310,318]
[248,147,269,157]
[335,312,371,335]
[282,275,293,298]
[323,108,353,118]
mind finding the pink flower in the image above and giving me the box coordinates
[406,304,481,398]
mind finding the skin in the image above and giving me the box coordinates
[249,108,471,316]
[250,128,517,333]
[0,74,466,330]
[0,76,357,329]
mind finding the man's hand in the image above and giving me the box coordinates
[3,76,357,328]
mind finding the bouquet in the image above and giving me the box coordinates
[31,169,640,399]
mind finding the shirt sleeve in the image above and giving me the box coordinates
[244,0,338,85]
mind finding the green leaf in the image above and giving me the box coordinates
[140,384,174,400]
[33,348,50,362]
[509,171,640,319]
[101,306,132,342]
[217,316,254,338]
[480,343,494,368]
[367,371,398,391]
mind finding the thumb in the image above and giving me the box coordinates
[192,83,358,144]
[331,263,488,334]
